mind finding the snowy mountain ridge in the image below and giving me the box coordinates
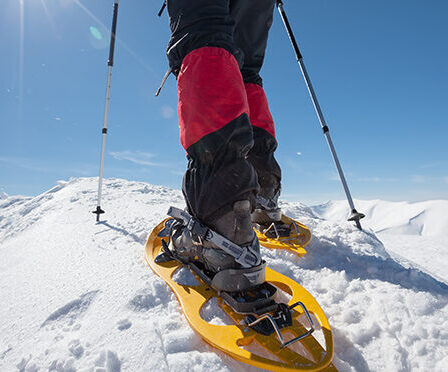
[311,199,448,237]
[1,177,447,371]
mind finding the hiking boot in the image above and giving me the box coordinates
[167,200,265,292]
[251,175,292,238]
[252,171,282,223]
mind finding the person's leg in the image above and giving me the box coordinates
[164,1,262,278]
[230,0,282,220]
[166,0,259,225]
[166,0,242,75]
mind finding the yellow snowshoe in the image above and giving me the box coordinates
[254,214,312,256]
[145,217,336,371]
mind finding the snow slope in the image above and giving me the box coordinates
[310,199,448,237]
[1,178,447,371]
[311,200,448,284]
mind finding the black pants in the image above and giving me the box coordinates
[166,0,281,222]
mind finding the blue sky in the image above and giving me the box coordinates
[1,0,447,204]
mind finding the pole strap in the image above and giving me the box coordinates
[158,1,167,17]
[167,207,261,268]
[155,67,173,96]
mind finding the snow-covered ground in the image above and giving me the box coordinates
[1,178,447,371]
[311,199,448,285]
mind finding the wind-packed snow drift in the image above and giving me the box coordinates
[1,178,447,371]
[311,199,448,284]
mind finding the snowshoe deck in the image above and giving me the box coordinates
[254,214,312,256]
[146,219,335,371]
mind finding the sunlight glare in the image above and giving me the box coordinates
[72,0,155,74]
[39,0,57,32]
[89,26,103,40]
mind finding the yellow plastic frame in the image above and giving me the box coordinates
[255,215,312,256]
[145,219,336,371]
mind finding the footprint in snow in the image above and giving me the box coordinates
[128,281,171,312]
[94,350,121,372]
[68,339,84,359]
[41,290,100,329]
[17,355,39,372]
[49,358,76,372]
[117,319,132,331]
[0,346,12,360]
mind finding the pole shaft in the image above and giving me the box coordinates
[96,66,113,208]
[276,0,363,229]
[297,60,357,211]
[95,0,119,219]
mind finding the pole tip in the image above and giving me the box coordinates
[93,206,105,222]
[348,209,365,230]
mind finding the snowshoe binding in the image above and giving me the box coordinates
[252,194,312,256]
[155,201,266,292]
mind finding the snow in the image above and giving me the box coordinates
[311,199,448,284]
[311,199,448,238]
[1,178,447,371]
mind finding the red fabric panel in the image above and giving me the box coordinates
[245,83,276,138]
[177,47,249,150]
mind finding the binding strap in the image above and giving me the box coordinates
[256,190,281,211]
[167,207,261,268]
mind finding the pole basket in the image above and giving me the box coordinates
[93,206,105,222]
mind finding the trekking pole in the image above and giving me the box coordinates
[93,0,119,222]
[276,0,365,230]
